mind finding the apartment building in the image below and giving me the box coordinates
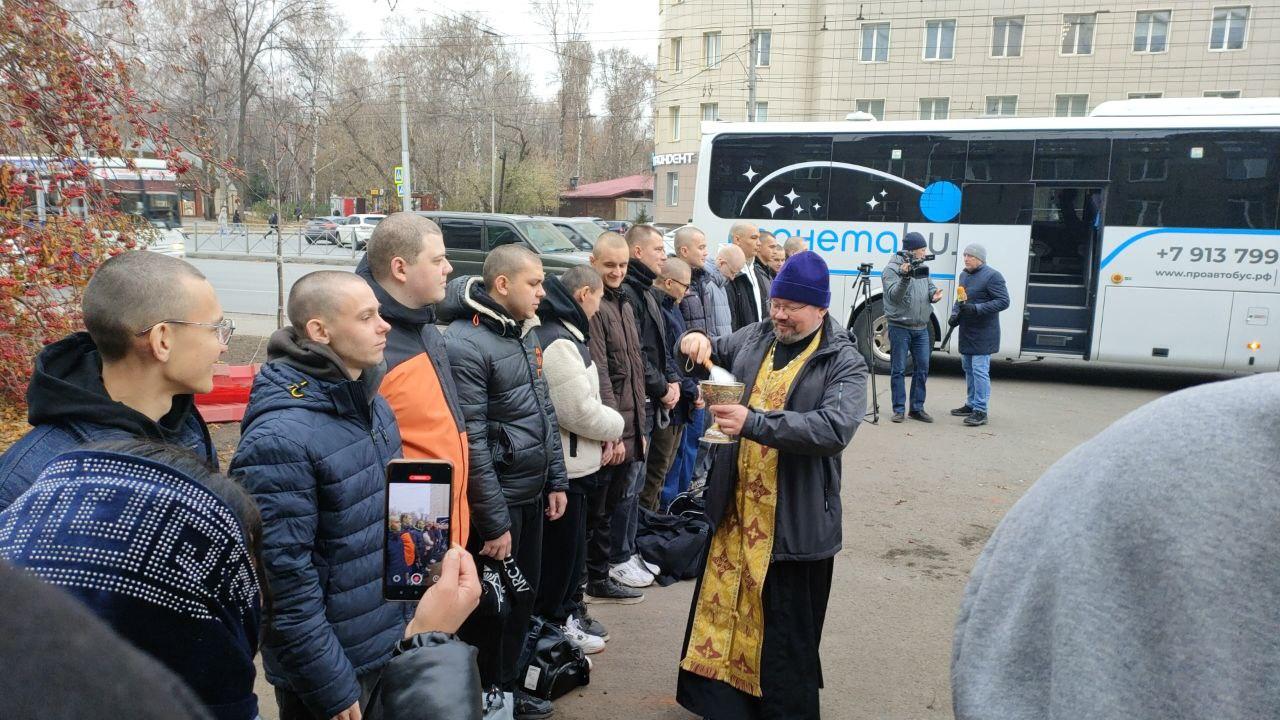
[653,0,1280,224]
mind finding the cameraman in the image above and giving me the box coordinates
[881,231,942,423]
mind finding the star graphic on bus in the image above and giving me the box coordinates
[743,166,758,182]
[814,201,822,211]
[880,189,888,197]
[784,188,799,204]
[867,196,880,209]
[763,195,783,216]
[794,203,806,213]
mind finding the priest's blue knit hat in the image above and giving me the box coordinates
[770,251,831,309]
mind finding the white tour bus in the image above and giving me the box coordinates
[690,97,1280,373]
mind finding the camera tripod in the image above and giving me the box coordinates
[850,263,882,424]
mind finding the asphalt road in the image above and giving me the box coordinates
[190,257,355,326]
[204,321,1236,720]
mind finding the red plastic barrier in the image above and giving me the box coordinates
[195,364,259,423]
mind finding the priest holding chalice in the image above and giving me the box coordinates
[674,250,868,720]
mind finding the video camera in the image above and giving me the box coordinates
[903,253,936,279]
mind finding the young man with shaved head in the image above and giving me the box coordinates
[611,223,678,588]
[232,271,403,720]
[582,232,648,604]
[727,221,772,330]
[357,212,470,547]
[0,251,227,509]
[438,244,569,719]
[758,230,782,279]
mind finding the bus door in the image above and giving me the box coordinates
[1021,185,1106,357]
[951,183,1034,358]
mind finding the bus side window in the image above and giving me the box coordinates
[830,135,966,223]
[966,139,1033,183]
[1109,132,1280,230]
[706,135,833,221]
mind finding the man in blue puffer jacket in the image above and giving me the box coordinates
[231,271,406,720]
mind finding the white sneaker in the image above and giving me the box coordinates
[636,555,660,576]
[609,558,654,588]
[562,616,605,655]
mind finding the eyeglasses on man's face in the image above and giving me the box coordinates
[135,318,236,345]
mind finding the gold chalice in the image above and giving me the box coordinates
[699,380,745,444]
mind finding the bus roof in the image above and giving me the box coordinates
[700,98,1280,138]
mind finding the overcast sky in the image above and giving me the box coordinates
[330,0,659,105]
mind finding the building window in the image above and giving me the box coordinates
[703,31,721,68]
[1205,90,1242,98]
[861,22,889,62]
[701,102,719,121]
[752,29,771,66]
[985,95,1018,116]
[666,172,679,206]
[1128,91,1163,98]
[752,102,768,122]
[855,98,885,119]
[1133,10,1170,52]
[671,37,682,72]
[1055,94,1089,117]
[669,106,681,141]
[1210,6,1248,50]
[924,20,956,60]
[1061,14,1096,55]
[991,16,1023,57]
[919,97,949,120]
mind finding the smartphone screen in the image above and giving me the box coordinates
[383,459,454,602]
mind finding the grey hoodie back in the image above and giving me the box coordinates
[952,372,1280,720]
[880,251,938,329]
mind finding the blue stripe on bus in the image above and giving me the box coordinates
[830,269,957,279]
[1100,227,1280,270]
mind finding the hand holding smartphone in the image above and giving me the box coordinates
[383,459,454,602]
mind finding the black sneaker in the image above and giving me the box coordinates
[908,410,934,423]
[891,412,905,423]
[514,691,553,720]
[950,405,974,416]
[585,578,645,605]
[574,607,610,641]
[964,410,988,426]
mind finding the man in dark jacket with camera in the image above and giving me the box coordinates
[675,251,868,720]
[949,244,1010,427]
[881,231,943,423]
[438,244,569,719]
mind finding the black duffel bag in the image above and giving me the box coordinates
[516,615,590,701]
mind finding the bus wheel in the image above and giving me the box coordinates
[851,299,893,374]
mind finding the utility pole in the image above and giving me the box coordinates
[747,0,757,122]
[575,112,584,185]
[398,74,412,211]
[490,109,497,211]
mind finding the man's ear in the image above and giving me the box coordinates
[493,274,511,297]
[305,317,331,345]
[145,323,175,362]
[390,256,409,284]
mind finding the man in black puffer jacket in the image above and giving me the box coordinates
[437,244,569,719]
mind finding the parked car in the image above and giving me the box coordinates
[303,216,343,245]
[604,220,633,234]
[537,216,607,251]
[337,213,385,250]
[413,211,589,278]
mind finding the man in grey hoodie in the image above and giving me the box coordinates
[952,371,1280,720]
[880,231,942,423]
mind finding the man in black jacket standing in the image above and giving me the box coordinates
[727,221,773,330]
[613,224,677,588]
[675,251,868,720]
[438,244,569,719]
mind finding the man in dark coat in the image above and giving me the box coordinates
[948,244,1010,427]
[0,251,224,509]
[437,244,569,719]
[231,271,405,720]
[675,251,868,720]
[583,233,649,604]
[727,221,773,331]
